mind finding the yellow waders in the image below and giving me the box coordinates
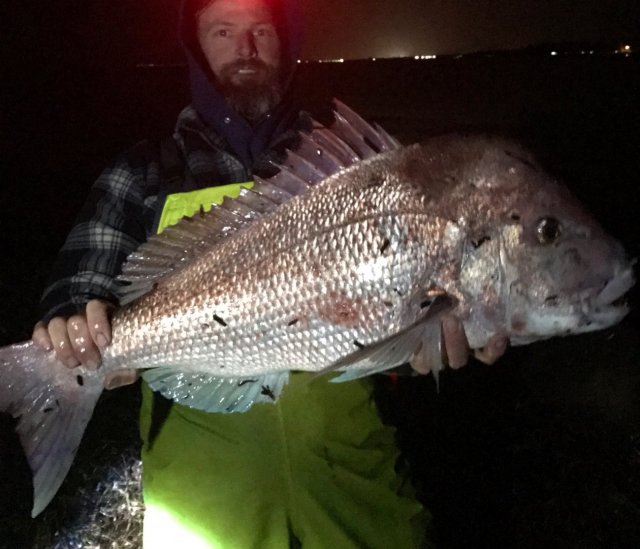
[140,184,430,548]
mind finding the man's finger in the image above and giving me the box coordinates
[67,315,101,370]
[48,317,79,369]
[104,369,139,390]
[474,335,508,365]
[32,322,53,352]
[442,316,469,369]
[409,342,430,374]
[86,299,113,349]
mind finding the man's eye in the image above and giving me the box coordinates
[254,26,274,37]
[215,29,229,37]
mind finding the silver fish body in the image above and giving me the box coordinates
[0,103,634,516]
[106,144,459,376]
[105,136,633,377]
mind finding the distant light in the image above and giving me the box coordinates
[550,51,557,56]
[371,57,376,61]
[616,44,632,55]
[296,59,301,64]
[414,54,437,61]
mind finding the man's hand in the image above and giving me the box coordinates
[410,315,508,375]
[442,315,508,368]
[32,299,138,390]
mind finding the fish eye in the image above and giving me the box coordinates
[535,216,561,244]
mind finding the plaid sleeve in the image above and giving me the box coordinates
[38,146,160,322]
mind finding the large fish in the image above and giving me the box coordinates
[0,101,634,516]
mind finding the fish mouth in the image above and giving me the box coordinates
[512,263,636,341]
[583,264,635,329]
[594,264,635,306]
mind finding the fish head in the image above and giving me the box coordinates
[500,203,634,345]
[476,141,634,345]
[439,136,635,347]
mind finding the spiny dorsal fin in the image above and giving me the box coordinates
[331,99,401,157]
[116,100,402,305]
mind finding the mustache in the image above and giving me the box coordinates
[218,59,271,77]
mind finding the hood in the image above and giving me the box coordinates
[179,0,304,170]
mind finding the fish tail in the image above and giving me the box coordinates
[0,340,103,517]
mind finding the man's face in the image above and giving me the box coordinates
[197,0,283,120]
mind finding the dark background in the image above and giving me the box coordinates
[1,3,640,545]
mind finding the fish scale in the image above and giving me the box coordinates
[106,209,431,375]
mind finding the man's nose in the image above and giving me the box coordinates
[236,31,257,58]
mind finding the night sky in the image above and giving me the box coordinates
[302,0,639,59]
[4,0,639,69]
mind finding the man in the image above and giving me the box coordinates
[33,0,507,546]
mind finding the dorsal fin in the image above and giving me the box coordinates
[116,100,402,304]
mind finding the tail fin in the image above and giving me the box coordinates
[0,340,103,516]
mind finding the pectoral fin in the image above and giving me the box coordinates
[324,295,454,382]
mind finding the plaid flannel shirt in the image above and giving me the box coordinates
[38,105,309,322]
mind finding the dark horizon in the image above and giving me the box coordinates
[301,0,640,60]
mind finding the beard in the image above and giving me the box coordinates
[215,59,284,122]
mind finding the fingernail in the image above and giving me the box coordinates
[65,358,78,369]
[85,359,99,370]
[105,374,124,390]
[96,333,108,348]
[36,338,53,352]
[493,338,508,353]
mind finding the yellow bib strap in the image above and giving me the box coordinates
[157,181,254,234]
